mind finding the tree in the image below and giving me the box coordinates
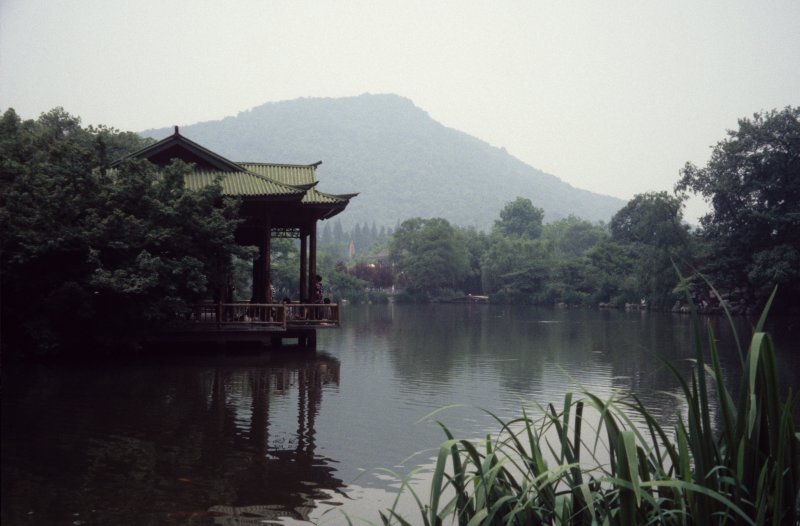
[583,239,638,306]
[493,197,544,239]
[389,217,469,296]
[676,107,800,311]
[543,215,608,259]
[320,222,332,245]
[609,192,693,308]
[457,225,490,294]
[314,251,371,302]
[0,108,246,355]
[352,261,393,289]
[333,220,344,244]
[610,192,689,249]
[480,236,554,301]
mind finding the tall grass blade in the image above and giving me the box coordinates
[429,438,460,526]
[753,286,777,334]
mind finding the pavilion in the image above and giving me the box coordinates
[120,127,357,345]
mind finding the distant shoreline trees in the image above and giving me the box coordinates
[356,107,798,313]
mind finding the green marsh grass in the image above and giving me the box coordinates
[380,286,798,525]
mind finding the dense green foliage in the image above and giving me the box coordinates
[677,107,800,312]
[608,192,693,307]
[381,293,798,525]
[382,196,689,308]
[389,218,470,298]
[0,108,246,355]
[493,196,545,239]
[316,252,374,303]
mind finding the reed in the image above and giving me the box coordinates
[381,285,798,525]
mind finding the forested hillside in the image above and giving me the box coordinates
[141,94,624,229]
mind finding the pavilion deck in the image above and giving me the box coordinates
[154,302,340,348]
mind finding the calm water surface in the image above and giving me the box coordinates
[3,305,799,525]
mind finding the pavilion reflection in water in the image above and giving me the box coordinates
[202,354,344,524]
[1,354,344,526]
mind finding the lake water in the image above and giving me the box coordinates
[3,304,799,525]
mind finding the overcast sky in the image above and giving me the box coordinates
[2,0,798,222]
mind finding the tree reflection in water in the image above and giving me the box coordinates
[1,353,344,525]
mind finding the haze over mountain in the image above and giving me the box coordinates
[141,94,624,230]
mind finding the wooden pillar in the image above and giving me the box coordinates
[251,229,268,303]
[249,219,272,304]
[265,219,272,303]
[299,231,308,301]
[251,241,263,303]
[309,222,317,297]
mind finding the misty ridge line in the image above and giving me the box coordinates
[140,93,625,230]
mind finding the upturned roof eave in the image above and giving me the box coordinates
[333,192,359,200]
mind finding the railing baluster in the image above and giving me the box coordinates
[185,302,339,329]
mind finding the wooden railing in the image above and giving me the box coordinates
[283,303,341,327]
[187,302,340,329]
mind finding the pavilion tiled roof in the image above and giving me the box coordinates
[185,170,305,198]
[240,162,357,205]
[240,162,318,186]
[119,128,356,207]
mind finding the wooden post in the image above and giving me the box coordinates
[251,243,260,303]
[265,218,272,304]
[251,228,268,303]
[300,231,308,301]
[309,222,317,298]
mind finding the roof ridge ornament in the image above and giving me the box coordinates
[174,125,180,135]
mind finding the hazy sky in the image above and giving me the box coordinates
[2,0,798,221]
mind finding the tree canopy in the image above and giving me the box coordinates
[543,215,608,259]
[389,217,470,297]
[605,192,694,307]
[676,107,800,309]
[0,108,246,356]
[609,192,689,249]
[493,197,545,239]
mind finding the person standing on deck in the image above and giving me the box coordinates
[313,275,324,320]
[313,275,324,303]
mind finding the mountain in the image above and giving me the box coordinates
[140,94,624,230]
